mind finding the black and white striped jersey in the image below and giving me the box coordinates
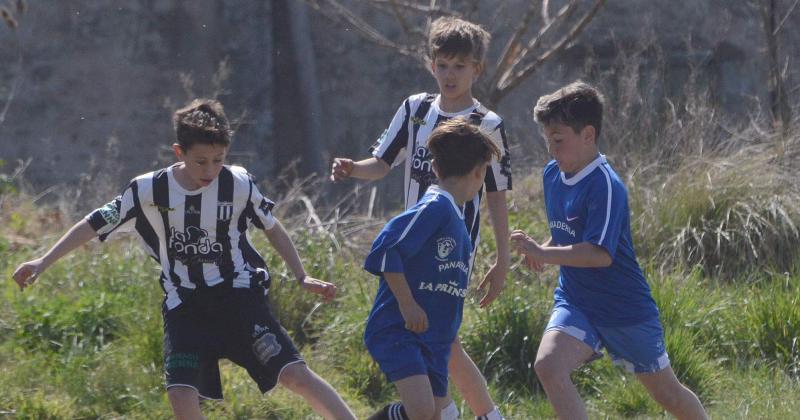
[371,92,512,254]
[85,164,277,310]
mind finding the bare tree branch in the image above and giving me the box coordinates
[774,0,800,34]
[487,3,539,91]
[307,0,426,63]
[493,0,606,104]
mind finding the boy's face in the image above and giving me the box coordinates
[542,122,595,173]
[173,143,228,188]
[431,54,483,104]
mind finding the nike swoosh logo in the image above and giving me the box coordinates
[566,216,579,221]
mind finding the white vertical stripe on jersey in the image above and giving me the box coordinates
[598,164,613,245]
[201,180,223,287]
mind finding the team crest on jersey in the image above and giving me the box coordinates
[217,202,234,221]
[436,237,456,261]
[168,226,223,265]
[252,332,282,366]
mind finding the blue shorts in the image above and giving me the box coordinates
[365,328,451,397]
[545,302,670,373]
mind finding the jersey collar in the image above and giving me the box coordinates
[427,185,465,219]
[432,95,479,117]
[167,164,217,195]
[560,154,606,186]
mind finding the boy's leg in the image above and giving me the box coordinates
[534,330,596,420]
[167,386,205,420]
[394,374,437,420]
[278,361,356,420]
[636,367,708,420]
[448,337,497,416]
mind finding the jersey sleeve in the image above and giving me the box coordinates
[582,171,626,259]
[247,176,277,230]
[364,200,444,275]
[85,180,139,242]
[482,119,512,192]
[370,98,410,168]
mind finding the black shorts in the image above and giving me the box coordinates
[162,286,303,399]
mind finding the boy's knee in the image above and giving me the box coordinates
[277,362,313,391]
[533,355,566,384]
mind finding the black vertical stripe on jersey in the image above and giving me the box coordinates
[239,181,270,288]
[153,170,182,291]
[215,167,236,286]
[184,193,206,288]
[498,123,512,190]
[128,180,161,264]
[464,188,483,251]
[372,99,411,166]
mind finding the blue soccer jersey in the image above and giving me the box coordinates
[543,155,659,326]
[363,186,472,347]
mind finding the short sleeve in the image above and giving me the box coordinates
[582,171,626,258]
[370,99,410,168]
[482,120,512,192]
[85,181,139,242]
[364,200,444,275]
[248,177,277,230]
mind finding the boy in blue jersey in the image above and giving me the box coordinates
[12,99,356,420]
[364,118,500,420]
[332,16,511,420]
[511,82,708,420]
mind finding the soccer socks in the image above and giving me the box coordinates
[441,400,459,420]
[367,401,461,420]
[367,403,409,420]
[476,406,504,420]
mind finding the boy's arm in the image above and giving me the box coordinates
[12,219,97,289]
[330,157,391,182]
[511,230,612,268]
[262,220,336,301]
[477,190,510,308]
[383,271,428,333]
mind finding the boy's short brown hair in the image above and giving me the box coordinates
[428,16,490,62]
[533,81,605,139]
[427,116,499,179]
[173,98,232,150]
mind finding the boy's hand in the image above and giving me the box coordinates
[478,263,507,308]
[330,158,354,182]
[12,258,45,290]
[399,301,428,333]
[300,276,337,302]
[511,230,546,269]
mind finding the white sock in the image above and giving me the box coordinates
[476,406,504,420]
[440,400,459,420]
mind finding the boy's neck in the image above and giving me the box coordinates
[437,178,471,205]
[438,94,475,113]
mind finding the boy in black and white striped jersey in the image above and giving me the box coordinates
[332,16,510,420]
[12,99,356,420]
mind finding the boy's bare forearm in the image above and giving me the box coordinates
[537,242,611,267]
[40,219,98,270]
[350,157,391,180]
[485,191,510,269]
[383,272,417,307]
[263,220,306,282]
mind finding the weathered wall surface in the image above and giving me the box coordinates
[0,0,797,210]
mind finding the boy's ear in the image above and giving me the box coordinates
[581,125,597,144]
[474,60,485,78]
[172,143,184,160]
[431,159,441,179]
